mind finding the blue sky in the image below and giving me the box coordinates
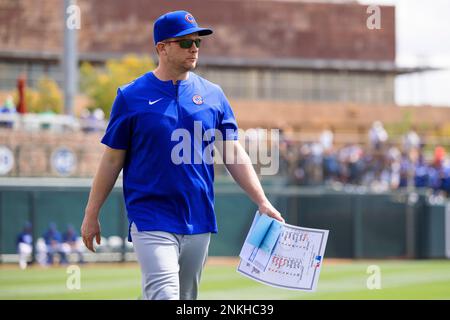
[359,0,450,106]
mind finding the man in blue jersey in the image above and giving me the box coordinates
[81,10,284,300]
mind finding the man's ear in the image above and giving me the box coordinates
[156,43,166,56]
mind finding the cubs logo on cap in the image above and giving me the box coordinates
[192,95,203,105]
[185,14,195,24]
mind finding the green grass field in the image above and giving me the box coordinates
[1,259,450,299]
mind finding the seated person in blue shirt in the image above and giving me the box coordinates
[43,223,68,265]
[17,221,33,270]
[61,225,84,263]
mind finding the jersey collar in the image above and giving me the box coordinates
[147,71,194,88]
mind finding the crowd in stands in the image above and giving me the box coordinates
[279,122,450,197]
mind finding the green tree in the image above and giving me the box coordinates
[384,110,413,138]
[80,54,155,116]
[35,77,63,113]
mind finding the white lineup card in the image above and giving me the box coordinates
[238,212,329,291]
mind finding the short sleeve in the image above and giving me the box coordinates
[217,89,239,141]
[101,89,132,150]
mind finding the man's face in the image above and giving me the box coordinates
[159,32,200,72]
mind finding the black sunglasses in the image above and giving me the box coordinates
[164,38,202,49]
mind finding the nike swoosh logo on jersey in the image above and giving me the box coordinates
[148,98,163,105]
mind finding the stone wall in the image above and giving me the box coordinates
[0,130,104,177]
[1,101,449,177]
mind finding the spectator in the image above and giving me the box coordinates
[322,148,340,183]
[428,162,442,194]
[347,144,364,184]
[92,108,105,124]
[81,108,106,133]
[310,142,324,184]
[43,222,67,265]
[433,146,446,168]
[398,152,413,188]
[369,121,388,151]
[441,159,450,197]
[320,127,334,152]
[0,95,16,128]
[403,128,421,153]
[17,221,33,270]
[414,154,429,188]
[278,127,298,179]
[386,145,401,189]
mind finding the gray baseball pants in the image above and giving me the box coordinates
[130,223,210,300]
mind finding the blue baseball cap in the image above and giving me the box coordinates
[153,10,213,45]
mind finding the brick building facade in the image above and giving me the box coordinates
[0,0,418,104]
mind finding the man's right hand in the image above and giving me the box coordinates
[81,216,101,252]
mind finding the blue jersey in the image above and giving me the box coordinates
[43,230,62,245]
[63,232,78,243]
[102,72,238,238]
[17,232,32,245]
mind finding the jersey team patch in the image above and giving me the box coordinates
[192,94,203,105]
